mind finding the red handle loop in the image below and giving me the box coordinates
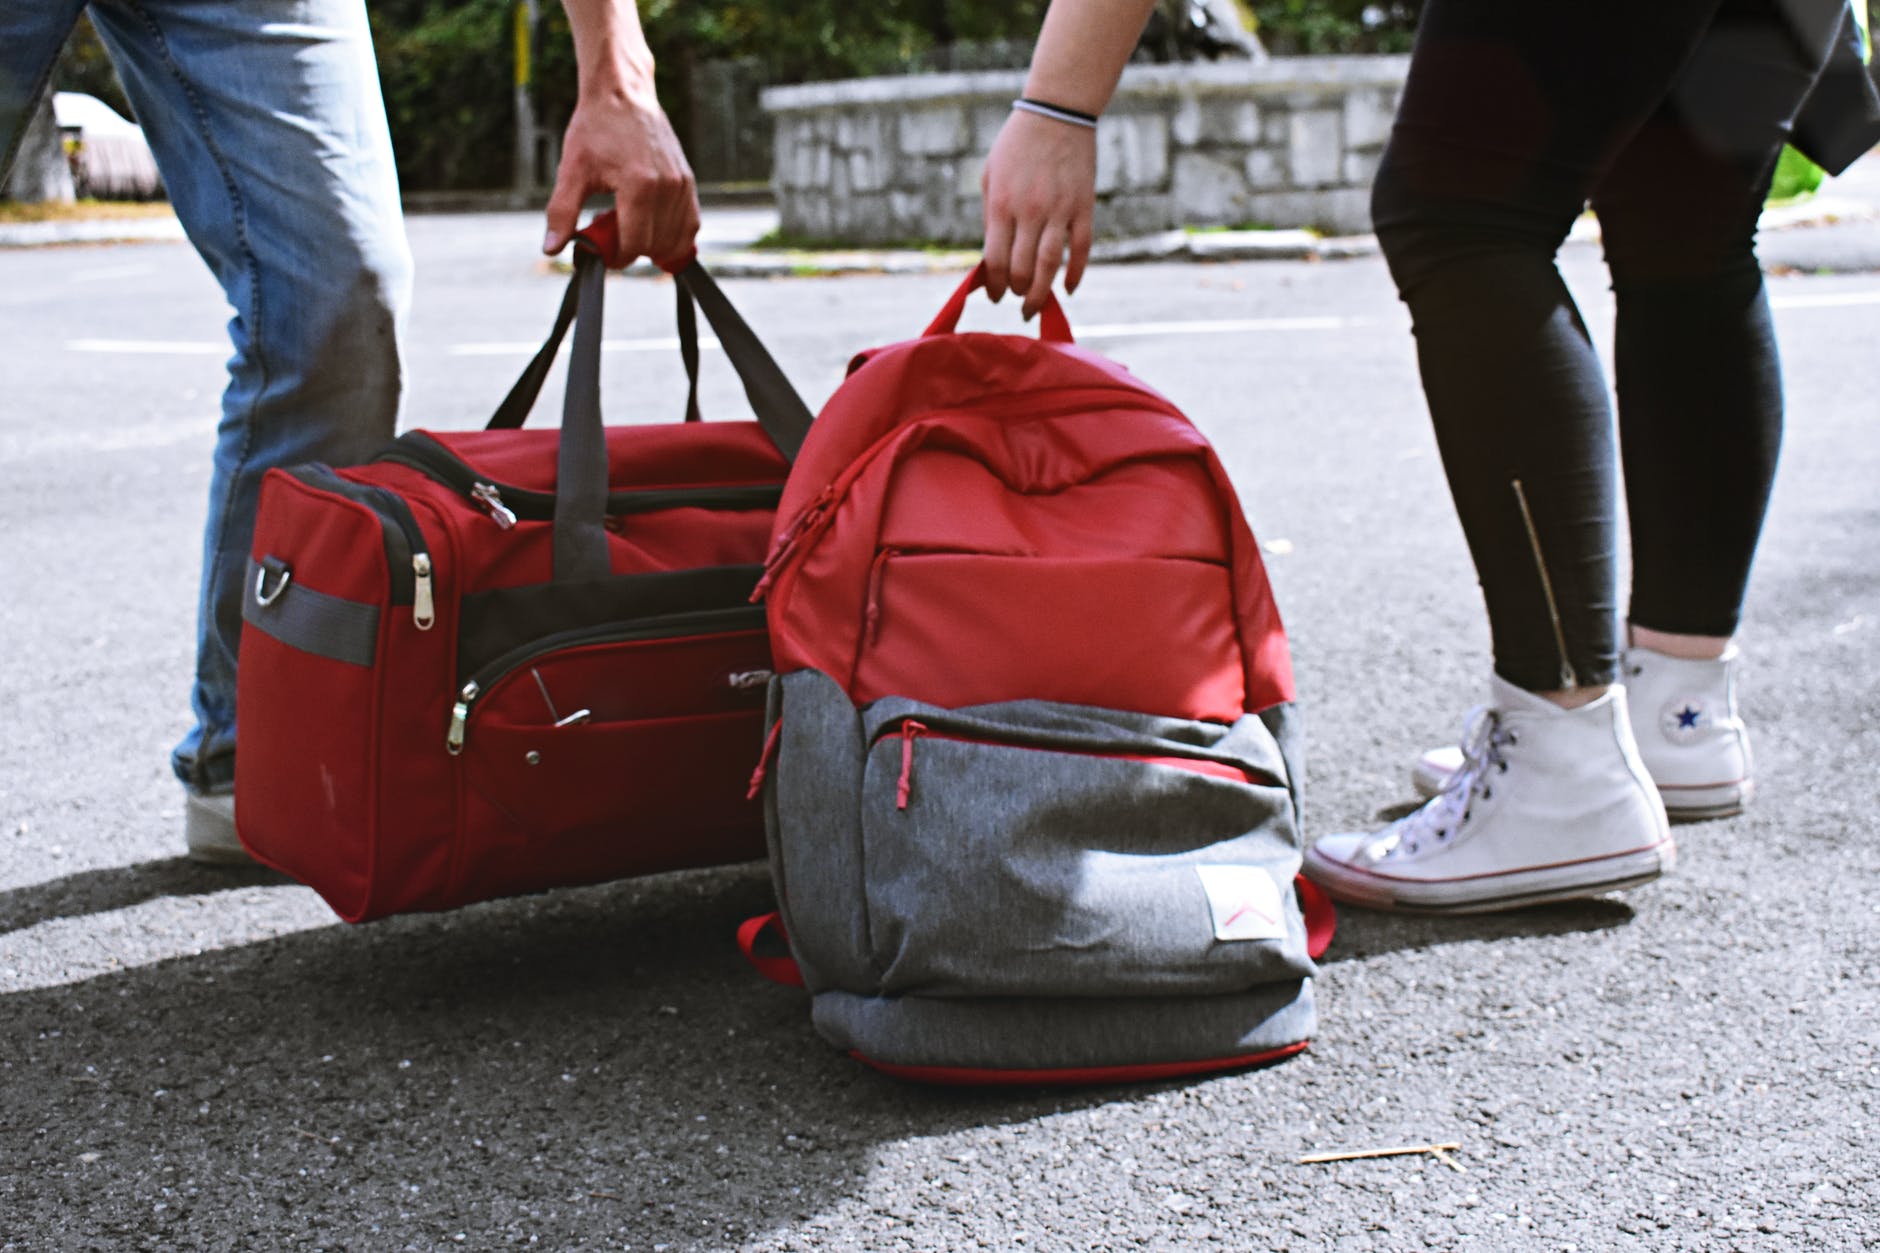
[1295,876,1337,959]
[573,210,698,274]
[736,912,805,988]
[922,261,1075,343]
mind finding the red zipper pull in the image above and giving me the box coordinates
[863,548,895,643]
[752,490,836,603]
[895,720,926,810]
[747,718,784,800]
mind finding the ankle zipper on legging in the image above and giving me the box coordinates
[1510,477,1577,691]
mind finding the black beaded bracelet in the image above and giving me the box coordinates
[1012,97,1100,129]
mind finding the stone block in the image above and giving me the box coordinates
[957,155,987,201]
[973,104,1011,150]
[899,106,969,156]
[1263,110,1292,146]
[1170,151,1251,225]
[1343,148,1383,187]
[1289,109,1343,187]
[848,149,886,194]
[1245,147,1289,191]
[1094,192,1176,238]
[1095,112,1170,195]
[1242,186,1373,234]
[1343,88,1397,150]
[1171,95,1203,147]
[1173,95,1262,148]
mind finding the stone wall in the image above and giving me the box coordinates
[762,58,1409,245]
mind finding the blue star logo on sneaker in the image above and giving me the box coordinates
[1661,699,1709,741]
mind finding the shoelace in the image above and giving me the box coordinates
[1380,707,1517,859]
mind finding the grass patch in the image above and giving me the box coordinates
[750,227,971,254]
[1184,221,1289,235]
[0,198,173,224]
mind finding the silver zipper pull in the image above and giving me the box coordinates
[471,483,518,529]
[446,680,478,755]
[412,553,436,631]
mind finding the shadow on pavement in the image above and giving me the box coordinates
[0,861,1130,1249]
[0,856,292,936]
[1319,896,1637,966]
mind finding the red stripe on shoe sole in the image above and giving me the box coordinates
[853,1040,1309,1087]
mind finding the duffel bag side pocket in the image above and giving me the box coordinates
[237,469,452,922]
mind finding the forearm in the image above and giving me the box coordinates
[1024,0,1160,115]
[559,0,657,102]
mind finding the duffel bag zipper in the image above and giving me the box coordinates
[290,465,436,631]
[877,716,1269,810]
[378,432,784,527]
[444,603,767,755]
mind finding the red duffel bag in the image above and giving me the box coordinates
[233,219,813,921]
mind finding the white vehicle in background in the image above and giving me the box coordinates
[53,91,163,200]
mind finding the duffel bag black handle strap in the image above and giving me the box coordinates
[674,258,814,461]
[552,247,614,582]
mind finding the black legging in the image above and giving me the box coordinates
[1371,0,1843,691]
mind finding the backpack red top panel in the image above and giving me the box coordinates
[759,268,1294,722]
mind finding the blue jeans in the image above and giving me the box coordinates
[1,0,411,792]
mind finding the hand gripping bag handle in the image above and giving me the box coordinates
[922,260,1075,344]
[483,213,816,582]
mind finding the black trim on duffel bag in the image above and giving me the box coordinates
[456,563,765,682]
[241,556,380,668]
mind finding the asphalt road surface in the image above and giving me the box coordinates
[2,207,1877,1251]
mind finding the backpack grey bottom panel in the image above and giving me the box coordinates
[766,668,1319,1073]
[813,977,1317,1073]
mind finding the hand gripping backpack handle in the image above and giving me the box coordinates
[923,261,1075,344]
[484,212,816,583]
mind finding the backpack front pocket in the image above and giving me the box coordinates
[855,709,1312,999]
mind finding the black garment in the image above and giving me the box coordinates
[1371,0,1862,691]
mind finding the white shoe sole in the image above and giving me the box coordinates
[184,792,254,866]
[1413,755,1749,823]
[1302,836,1677,915]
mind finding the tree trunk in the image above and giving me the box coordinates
[4,87,76,203]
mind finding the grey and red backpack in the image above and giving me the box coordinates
[741,267,1333,1084]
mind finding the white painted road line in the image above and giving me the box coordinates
[67,338,225,355]
[450,335,723,356]
[61,291,1880,361]
[1768,289,1880,309]
[1078,315,1366,338]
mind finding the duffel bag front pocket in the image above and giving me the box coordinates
[451,610,772,902]
[855,702,1313,1000]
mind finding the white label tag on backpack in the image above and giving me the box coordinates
[1196,865,1286,942]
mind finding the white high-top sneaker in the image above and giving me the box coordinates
[1306,676,1674,913]
[1412,647,1753,820]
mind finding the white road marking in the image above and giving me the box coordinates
[1768,289,1880,310]
[73,263,158,283]
[67,338,225,355]
[450,335,722,356]
[1077,315,1366,338]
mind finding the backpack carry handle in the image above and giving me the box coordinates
[923,261,1075,344]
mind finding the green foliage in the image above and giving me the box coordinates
[1768,144,1826,204]
[369,0,577,193]
[56,16,134,120]
[1249,0,1419,54]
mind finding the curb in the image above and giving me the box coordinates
[8,194,1876,264]
[0,215,187,248]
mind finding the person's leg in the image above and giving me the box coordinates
[1367,0,1730,703]
[0,4,88,187]
[1307,0,1747,912]
[86,0,411,851]
[1589,0,1827,818]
